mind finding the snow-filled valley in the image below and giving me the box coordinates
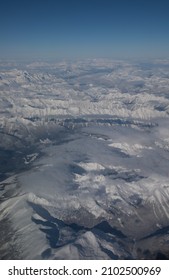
[0,59,169,259]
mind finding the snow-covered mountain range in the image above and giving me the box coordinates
[0,59,169,259]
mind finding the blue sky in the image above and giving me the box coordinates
[0,0,169,60]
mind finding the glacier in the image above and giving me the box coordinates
[0,58,169,259]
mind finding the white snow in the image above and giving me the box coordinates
[108,142,153,157]
[1,59,169,259]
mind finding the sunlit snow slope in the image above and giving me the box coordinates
[0,59,169,259]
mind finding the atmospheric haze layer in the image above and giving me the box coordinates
[0,59,169,259]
